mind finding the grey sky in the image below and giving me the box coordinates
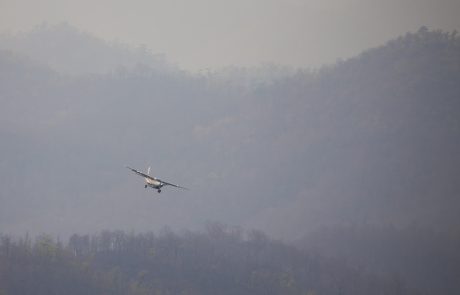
[1,0,459,71]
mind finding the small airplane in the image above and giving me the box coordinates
[126,166,188,193]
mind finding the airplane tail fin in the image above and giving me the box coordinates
[147,166,151,175]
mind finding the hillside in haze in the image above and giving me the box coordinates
[1,25,459,237]
[0,23,176,75]
[1,25,460,294]
[243,26,460,237]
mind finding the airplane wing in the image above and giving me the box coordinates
[126,166,156,181]
[161,180,189,190]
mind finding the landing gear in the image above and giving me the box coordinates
[144,184,148,188]
[157,189,161,193]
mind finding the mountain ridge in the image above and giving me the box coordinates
[0,27,459,239]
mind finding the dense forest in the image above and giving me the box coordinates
[1,25,460,294]
[0,226,419,295]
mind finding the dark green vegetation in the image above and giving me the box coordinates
[1,26,460,294]
[0,226,419,295]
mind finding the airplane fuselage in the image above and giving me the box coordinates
[145,178,163,189]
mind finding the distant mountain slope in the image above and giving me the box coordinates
[249,28,460,235]
[1,26,459,295]
[215,27,460,238]
[0,27,459,241]
[0,23,177,75]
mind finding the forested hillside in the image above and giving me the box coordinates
[0,23,175,75]
[1,26,459,294]
[240,27,460,236]
[0,227,419,295]
[1,26,459,238]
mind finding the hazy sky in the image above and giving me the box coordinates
[1,0,459,71]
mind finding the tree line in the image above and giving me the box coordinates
[0,224,419,295]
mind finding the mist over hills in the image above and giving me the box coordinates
[0,23,176,75]
[1,25,459,238]
[245,27,460,237]
[1,24,460,294]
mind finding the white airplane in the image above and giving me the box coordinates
[126,166,188,193]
